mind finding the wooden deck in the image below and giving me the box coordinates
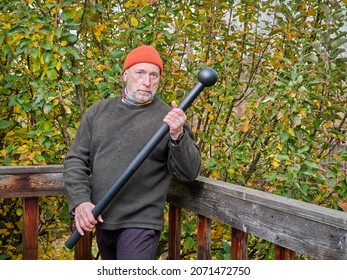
[1,165,347,260]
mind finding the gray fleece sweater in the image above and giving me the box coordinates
[63,96,201,231]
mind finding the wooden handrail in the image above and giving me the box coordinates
[167,176,347,259]
[1,165,347,260]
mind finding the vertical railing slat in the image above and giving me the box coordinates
[275,244,295,260]
[231,227,248,260]
[74,231,93,260]
[197,215,211,260]
[168,204,181,260]
[23,197,39,260]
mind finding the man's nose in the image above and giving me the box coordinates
[142,74,151,86]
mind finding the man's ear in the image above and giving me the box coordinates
[122,70,128,82]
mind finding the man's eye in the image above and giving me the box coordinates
[150,73,159,79]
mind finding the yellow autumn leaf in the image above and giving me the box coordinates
[308,6,316,16]
[50,7,57,16]
[288,127,295,137]
[96,64,107,71]
[5,222,14,229]
[299,109,307,117]
[16,208,23,216]
[124,1,133,8]
[17,145,30,154]
[199,9,206,14]
[93,24,105,36]
[211,170,220,178]
[227,169,235,177]
[130,17,139,27]
[325,120,332,128]
[28,152,35,160]
[6,131,15,137]
[242,119,250,132]
[53,99,59,106]
[205,104,213,112]
[272,159,280,168]
[119,23,130,30]
[56,61,61,71]
[95,77,104,83]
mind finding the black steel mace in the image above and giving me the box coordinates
[64,67,218,249]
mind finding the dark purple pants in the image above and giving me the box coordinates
[96,228,161,260]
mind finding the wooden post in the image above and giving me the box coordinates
[231,227,248,260]
[168,204,181,260]
[74,231,93,260]
[197,215,211,260]
[275,244,295,260]
[23,197,39,260]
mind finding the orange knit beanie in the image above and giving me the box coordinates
[123,45,163,74]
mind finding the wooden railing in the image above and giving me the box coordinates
[1,165,347,260]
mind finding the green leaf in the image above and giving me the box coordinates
[304,161,319,169]
[43,104,53,114]
[62,10,73,20]
[61,0,75,7]
[0,254,11,260]
[279,132,290,142]
[109,49,124,59]
[66,46,80,59]
[66,34,78,43]
[97,82,111,90]
[43,50,53,63]
[207,159,217,167]
[33,16,52,24]
[296,182,308,196]
[276,154,290,161]
[302,52,318,63]
[35,153,44,162]
[297,146,309,153]
[0,120,11,129]
[331,38,347,50]
[2,45,12,56]
[71,75,81,85]
[23,102,32,112]
[46,69,58,79]
[41,40,51,50]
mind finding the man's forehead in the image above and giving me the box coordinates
[130,63,160,73]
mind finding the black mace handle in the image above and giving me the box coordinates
[64,67,218,249]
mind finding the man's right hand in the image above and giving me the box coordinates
[74,202,103,236]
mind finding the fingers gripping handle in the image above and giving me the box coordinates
[64,67,218,249]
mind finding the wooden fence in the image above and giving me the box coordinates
[0,165,346,260]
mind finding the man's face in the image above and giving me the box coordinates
[123,63,161,104]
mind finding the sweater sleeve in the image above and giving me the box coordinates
[167,124,201,181]
[63,109,94,213]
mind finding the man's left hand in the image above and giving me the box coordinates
[163,101,186,140]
